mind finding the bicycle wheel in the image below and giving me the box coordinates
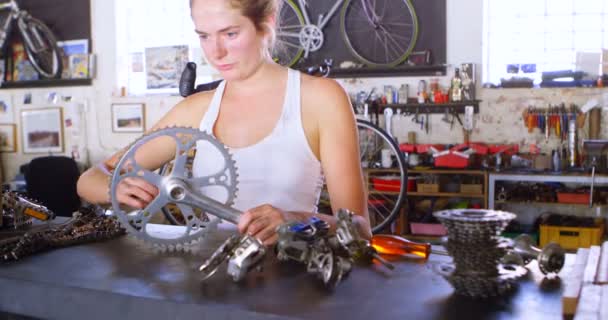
[273,0,305,67]
[317,119,407,234]
[18,16,62,78]
[340,0,419,67]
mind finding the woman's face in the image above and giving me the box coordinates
[191,0,268,80]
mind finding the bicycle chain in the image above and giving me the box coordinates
[433,209,525,298]
[0,205,125,262]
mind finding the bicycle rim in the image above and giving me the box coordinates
[21,17,62,78]
[317,119,407,234]
[340,0,419,67]
[273,0,305,67]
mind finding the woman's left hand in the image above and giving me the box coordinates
[237,204,289,246]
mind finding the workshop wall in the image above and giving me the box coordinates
[0,0,607,183]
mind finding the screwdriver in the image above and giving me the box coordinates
[371,234,443,260]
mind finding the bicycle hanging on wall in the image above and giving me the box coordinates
[0,0,62,78]
[273,0,419,68]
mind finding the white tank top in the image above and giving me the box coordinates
[192,68,324,214]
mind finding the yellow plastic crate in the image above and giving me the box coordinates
[539,218,605,250]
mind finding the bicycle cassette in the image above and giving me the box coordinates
[109,127,239,250]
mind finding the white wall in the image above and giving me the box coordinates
[1,0,606,182]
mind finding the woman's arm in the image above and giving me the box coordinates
[77,93,212,206]
[313,77,371,239]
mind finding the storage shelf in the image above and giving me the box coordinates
[0,78,93,89]
[496,200,606,207]
[327,64,446,78]
[376,101,480,114]
[409,191,485,198]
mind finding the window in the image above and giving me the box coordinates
[483,0,607,85]
[115,0,218,95]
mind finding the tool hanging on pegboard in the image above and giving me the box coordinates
[522,103,585,141]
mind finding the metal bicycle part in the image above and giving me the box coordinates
[109,127,239,249]
[199,234,266,282]
[341,0,419,67]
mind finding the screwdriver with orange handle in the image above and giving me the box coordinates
[371,234,447,261]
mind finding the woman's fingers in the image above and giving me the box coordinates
[116,178,159,208]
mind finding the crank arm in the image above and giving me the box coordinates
[165,179,242,224]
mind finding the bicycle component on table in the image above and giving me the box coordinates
[0,0,62,78]
[199,234,266,282]
[433,209,523,298]
[1,189,55,230]
[511,234,565,275]
[276,209,390,290]
[274,0,419,67]
[1,205,125,262]
[109,127,240,251]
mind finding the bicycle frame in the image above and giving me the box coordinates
[297,0,344,30]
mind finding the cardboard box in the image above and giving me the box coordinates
[417,183,439,193]
[461,184,483,194]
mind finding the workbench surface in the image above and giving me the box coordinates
[0,225,571,320]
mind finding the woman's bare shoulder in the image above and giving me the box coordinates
[161,89,216,128]
[300,72,352,118]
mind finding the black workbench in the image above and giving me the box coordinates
[0,225,570,320]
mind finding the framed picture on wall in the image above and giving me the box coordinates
[145,45,189,93]
[0,124,16,152]
[0,93,14,122]
[112,103,146,133]
[21,108,64,154]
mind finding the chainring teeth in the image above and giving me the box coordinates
[110,127,237,248]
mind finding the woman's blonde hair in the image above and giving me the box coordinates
[191,0,281,49]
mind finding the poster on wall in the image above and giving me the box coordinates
[20,108,64,154]
[145,45,189,92]
[0,124,17,152]
[0,93,14,122]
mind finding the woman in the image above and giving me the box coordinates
[77,0,371,245]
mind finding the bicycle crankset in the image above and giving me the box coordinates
[109,127,241,250]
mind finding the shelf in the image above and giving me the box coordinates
[496,201,606,207]
[408,191,485,198]
[327,64,446,78]
[370,190,485,198]
[0,78,93,89]
[376,101,480,114]
[365,168,487,175]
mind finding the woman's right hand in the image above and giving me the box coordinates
[114,177,159,209]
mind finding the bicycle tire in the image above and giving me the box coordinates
[273,0,305,67]
[340,0,419,67]
[19,16,62,78]
[317,119,407,234]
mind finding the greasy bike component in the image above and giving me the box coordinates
[433,209,520,298]
[335,209,393,269]
[275,209,388,289]
[199,234,266,282]
[276,217,351,289]
[1,190,55,229]
[512,234,565,275]
[1,205,125,262]
[110,127,239,249]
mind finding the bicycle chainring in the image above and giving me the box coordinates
[109,127,238,251]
